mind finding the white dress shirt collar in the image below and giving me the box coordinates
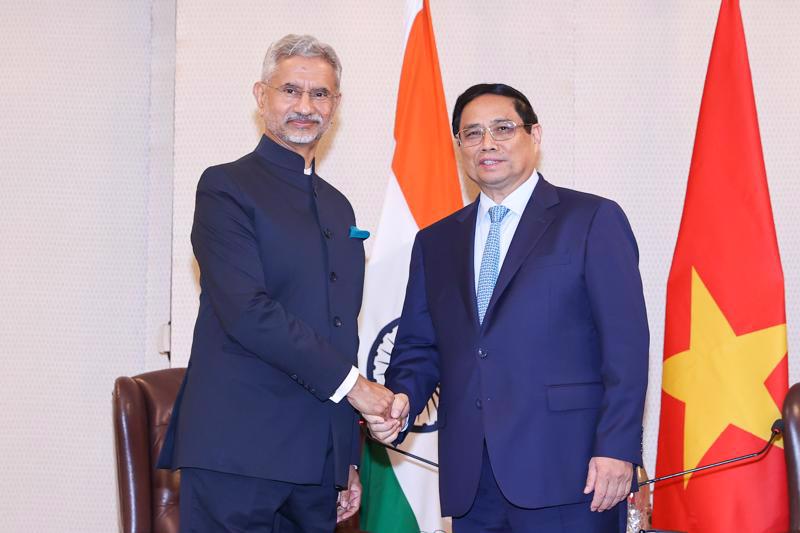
[477,171,539,218]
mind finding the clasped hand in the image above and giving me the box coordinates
[345,376,408,443]
[364,393,409,444]
[346,375,394,417]
[364,393,410,445]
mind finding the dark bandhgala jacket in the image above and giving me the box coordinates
[386,176,649,517]
[158,136,364,488]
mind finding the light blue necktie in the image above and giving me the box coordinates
[476,205,510,324]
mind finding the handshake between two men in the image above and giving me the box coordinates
[346,375,410,445]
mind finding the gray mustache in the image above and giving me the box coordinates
[285,113,322,124]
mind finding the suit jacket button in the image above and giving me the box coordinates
[323,228,332,239]
[291,374,298,380]
[333,316,343,327]
[477,348,488,359]
[329,272,338,282]
[475,399,482,409]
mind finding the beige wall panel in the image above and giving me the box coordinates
[0,1,175,532]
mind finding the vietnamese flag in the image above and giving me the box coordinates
[652,1,789,532]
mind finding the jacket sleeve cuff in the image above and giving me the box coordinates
[329,366,359,403]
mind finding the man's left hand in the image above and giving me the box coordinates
[337,465,362,523]
[583,456,632,512]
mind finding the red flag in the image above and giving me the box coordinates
[653,1,789,531]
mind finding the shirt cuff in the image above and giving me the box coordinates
[329,366,359,403]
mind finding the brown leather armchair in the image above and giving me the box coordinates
[113,368,364,533]
[783,382,800,533]
[113,368,184,533]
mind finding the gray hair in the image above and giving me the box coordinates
[261,34,342,88]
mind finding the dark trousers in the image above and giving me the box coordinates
[178,449,337,533]
[453,446,625,533]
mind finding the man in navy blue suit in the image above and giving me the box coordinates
[158,34,395,532]
[366,84,649,532]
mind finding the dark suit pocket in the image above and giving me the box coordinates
[528,252,571,269]
[547,382,603,411]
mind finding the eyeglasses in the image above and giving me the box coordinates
[456,121,536,147]
[268,84,339,104]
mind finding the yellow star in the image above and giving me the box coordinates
[662,268,786,486]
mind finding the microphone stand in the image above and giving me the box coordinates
[365,420,784,533]
[364,434,439,467]
[639,419,783,487]
[366,420,783,479]
[636,421,783,533]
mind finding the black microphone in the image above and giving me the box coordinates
[639,418,783,488]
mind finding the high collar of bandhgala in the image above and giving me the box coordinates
[255,134,316,175]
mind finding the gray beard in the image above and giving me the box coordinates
[269,112,329,145]
[280,130,321,144]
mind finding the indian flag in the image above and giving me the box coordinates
[357,0,463,531]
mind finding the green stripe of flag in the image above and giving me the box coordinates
[360,440,420,533]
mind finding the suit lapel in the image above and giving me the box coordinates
[483,177,560,325]
[454,200,480,330]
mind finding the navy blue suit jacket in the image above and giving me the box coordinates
[385,176,649,516]
[158,136,364,488]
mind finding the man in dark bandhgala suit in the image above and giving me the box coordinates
[158,34,394,533]
[366,83,649,533]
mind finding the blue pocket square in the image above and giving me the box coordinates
[349,226,370,240]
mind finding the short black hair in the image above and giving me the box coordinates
[451,83,538,136]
